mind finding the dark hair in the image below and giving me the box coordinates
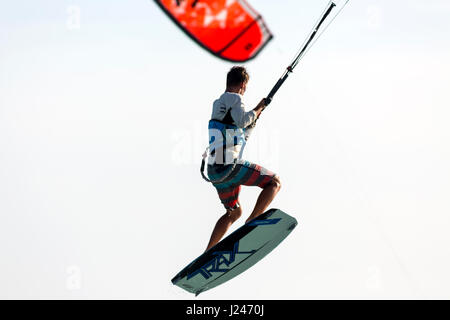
[226,66,249,88]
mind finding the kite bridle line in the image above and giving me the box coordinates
[264,0,350,107]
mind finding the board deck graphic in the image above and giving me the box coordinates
[171,208,298,296]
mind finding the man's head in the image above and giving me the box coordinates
[226,66,249,95]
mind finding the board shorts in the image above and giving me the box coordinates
[207,159,276,211]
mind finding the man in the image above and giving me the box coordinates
[205,66,281,251]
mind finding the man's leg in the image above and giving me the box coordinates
[205,203,242,252]
[245,175,281,224]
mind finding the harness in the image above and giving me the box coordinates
[200,146,237,184]
[200,117,253,184]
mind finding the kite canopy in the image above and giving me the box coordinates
[154,0,273,62]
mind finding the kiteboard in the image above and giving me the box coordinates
[171,208,298,296]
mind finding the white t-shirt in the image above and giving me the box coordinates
[211,92,256,127]
[208,92,257,164]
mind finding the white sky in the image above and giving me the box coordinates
[1,0,450,299]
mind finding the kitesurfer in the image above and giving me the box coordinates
[205,66,281,251]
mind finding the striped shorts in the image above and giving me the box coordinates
[207,160,276,211]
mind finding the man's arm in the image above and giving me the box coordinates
[230,96,267,128]
[252,98,266,119]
